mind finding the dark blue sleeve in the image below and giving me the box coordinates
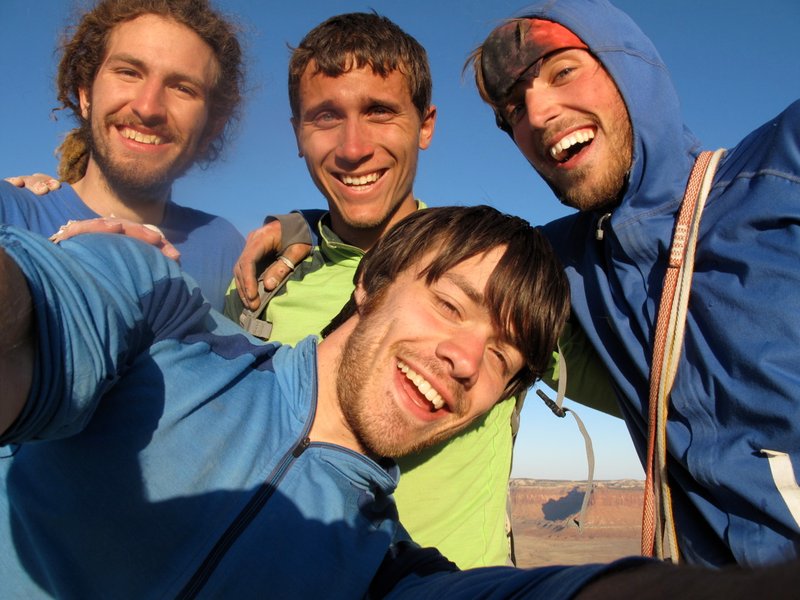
[382,554,651,600]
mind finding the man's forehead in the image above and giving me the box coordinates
[481,18,587,103]
[299,59,413,108]
[103,14,220,83]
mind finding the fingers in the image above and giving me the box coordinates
[4,173,60,195]
[142,224,181,262]
[47,217,181,262]
[4,176,24,187]
[49,218,124,242]
[233,222,284,309]
[262,243,311,290]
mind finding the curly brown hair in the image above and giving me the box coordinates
[55,0,244,182]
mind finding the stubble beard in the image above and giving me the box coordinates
[336,316,417,458]
[87,110,195,203]
[335,311,463,459]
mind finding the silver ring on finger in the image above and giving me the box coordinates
[277,254,297,271]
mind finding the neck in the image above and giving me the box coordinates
[71,159,169,225]
[311,318,365,453]
[330,196,417,251]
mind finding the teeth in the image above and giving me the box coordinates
[341,172,379,186]
[397,360,444,410]
[549,129,595,160]
[121,128,164,145]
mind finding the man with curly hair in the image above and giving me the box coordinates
[0,0,244,310]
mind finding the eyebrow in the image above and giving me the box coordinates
[301,91,404,118]
[441,272,484,306]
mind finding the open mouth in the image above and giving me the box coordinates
[549,128,595,163]
[337,170,384,190]
[119,126,166,146]
[397,359,445,411]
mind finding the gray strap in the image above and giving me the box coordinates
[271,212,313,250]
[238,212,312,339]
[536,342,596,531]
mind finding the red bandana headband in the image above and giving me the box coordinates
[481,18,588,104]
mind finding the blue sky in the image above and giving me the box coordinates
[2,0,798,480]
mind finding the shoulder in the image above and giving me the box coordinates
[714,99,800,194]
[163,202,244,243]
[0,182,96,234]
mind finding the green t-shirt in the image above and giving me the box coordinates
[224,207,513,568]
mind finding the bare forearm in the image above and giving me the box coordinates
[0,247,34,435]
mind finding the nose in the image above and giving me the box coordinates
[436,331,485,388]
[129,79,168,125]
[524,84,560,130]
[335,118,375,164]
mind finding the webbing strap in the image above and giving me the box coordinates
[536,342,596,530]
[641,149,726,561]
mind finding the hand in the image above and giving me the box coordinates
[233,220,311,310]
[4,173,61,195]
[49,217,181,262]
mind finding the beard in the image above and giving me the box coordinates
[86,110,196,202]
[539,109,633,212]
[335,308,468,458]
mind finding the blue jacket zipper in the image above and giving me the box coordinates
[176,431,312,599]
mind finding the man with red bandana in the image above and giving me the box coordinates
[469,0,800,567]
[0,0,244,311]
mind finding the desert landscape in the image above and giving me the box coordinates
[510,479,644,567]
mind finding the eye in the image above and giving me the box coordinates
[368,105,395,122]
[505,101,526,124]
[310,111,340,129]
[438,297,460,317]
[552,65,577,83]
[174,84,198,98]
[490,347,509,375]
[115,67,140,79]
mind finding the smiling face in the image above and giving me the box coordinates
[79,14,220,201]
[335,246,523,457]
[504,49,632,211]
[292,62,436,250]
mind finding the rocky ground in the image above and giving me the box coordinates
[509,479,644,567]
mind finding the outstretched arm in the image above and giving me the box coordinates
[0,247,34,435]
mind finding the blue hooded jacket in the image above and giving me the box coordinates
[516,0,800,566]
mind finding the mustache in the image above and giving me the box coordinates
[104,115,179,143]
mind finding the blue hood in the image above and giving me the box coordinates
[513,0,702,222]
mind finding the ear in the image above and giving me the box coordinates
[291,117,304,158]
[197,115,227,156]
[418,104,437,150]
[353,279,367,313]
[78,87,91,120]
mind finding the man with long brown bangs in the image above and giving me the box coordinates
[223,12,521,569]
[0,205,576,597]
[0,0,244,311]
[6,204,800,600]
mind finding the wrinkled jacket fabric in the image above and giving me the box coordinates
[0,227,399,598]
[524,0,800,566]
[0,226,638,598]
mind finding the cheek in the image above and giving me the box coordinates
[514,134,543,168]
